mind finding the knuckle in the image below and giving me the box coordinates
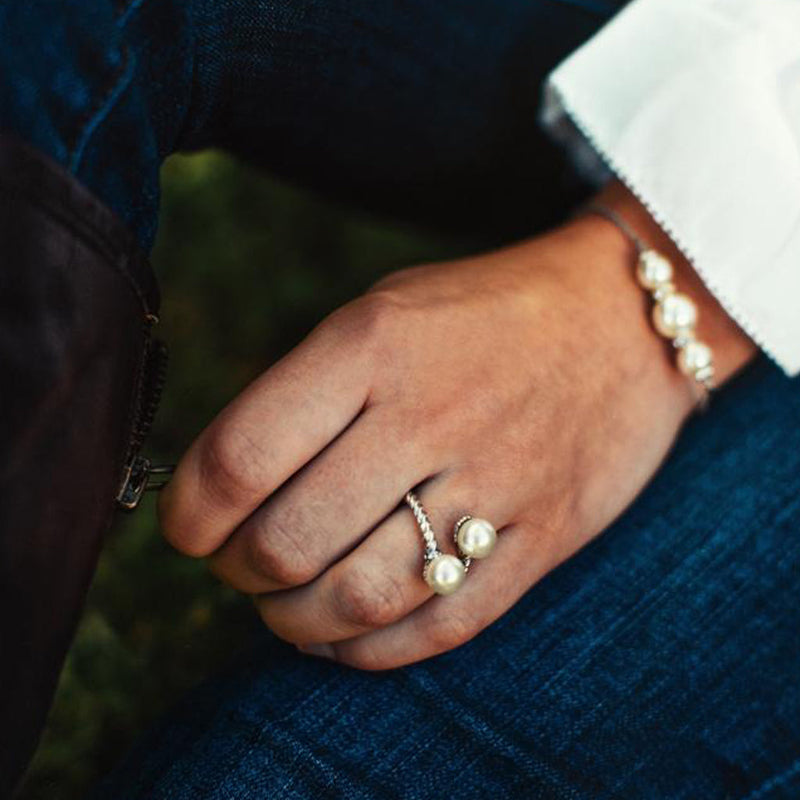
[347,291,404,347]
[316,292,407,386]
[368,265,419,294]
[201,423,269,504]
[247,515,319,586]
[333,567,407,629]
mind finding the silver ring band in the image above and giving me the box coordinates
[404,490,466,596]
[404,490,439,562]
[404,491,498,596]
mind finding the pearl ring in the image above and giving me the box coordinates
[404,491,497,596]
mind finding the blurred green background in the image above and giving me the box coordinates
[18,152,466,799]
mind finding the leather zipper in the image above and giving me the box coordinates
[116,328,174,510]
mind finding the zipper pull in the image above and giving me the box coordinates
[117,332,170,511]
[117,456,175,511]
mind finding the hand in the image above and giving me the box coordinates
[159,182,756,670]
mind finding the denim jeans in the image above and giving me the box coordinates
[92,360,800,799]
[4,0,800,798]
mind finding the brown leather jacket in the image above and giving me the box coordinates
[0,134,165,796]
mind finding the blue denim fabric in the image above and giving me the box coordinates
[93,359,800,798]
[1,0,626,250]
[6,1,800,797]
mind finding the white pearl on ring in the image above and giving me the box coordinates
[455,517,497,559]
[424,553,466,596]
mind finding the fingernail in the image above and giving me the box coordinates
[297,643,335,660]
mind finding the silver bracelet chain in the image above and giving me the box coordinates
[583,203,716,402]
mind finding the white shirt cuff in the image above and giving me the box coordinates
[540,0,800,375]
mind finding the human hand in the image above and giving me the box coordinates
[159,181,756,669]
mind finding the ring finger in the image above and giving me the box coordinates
[256,474,512,645]
[320,520,544,670]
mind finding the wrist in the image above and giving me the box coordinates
[592,181,758,386]
[525,210,700,428]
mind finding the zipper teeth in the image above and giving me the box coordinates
[127,335,168,461]
[548,83,777,365]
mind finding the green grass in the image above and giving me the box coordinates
[18,152,462,799]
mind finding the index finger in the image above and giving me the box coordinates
[158,313,372,557]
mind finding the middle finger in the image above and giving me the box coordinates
[207,406,431,593]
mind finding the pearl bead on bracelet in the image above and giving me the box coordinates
[584,205,716,398]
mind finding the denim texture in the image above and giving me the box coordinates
[93,360,800,798]
[1,0,626,250]
[5,0,800,797]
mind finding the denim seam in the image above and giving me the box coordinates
[430,538,783,799]
[172,22,199,153]
[542,487,800,794]
[514,468,800,701]
[117,0,149,31]
[145,674,357,800]
[206,721,361,799]
[388,520,708,793]
[252,724,359,800]
[504,471,722,691]
[210,680,390,800]
[614,539,800,793]
[570,503,800,744]
[742,757,800,800]
[68,45,135,174]
[398,671,597,799]
[67,0,149,175]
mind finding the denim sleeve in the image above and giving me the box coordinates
[1,0,625,249]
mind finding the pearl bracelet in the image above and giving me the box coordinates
[585,204,715,399]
